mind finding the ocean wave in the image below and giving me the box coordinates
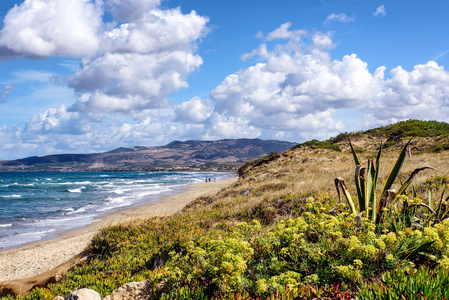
[61,208,75,214]
[65,204,93,215]
[111,188,132,195]
[1,194,22,198]
[68,186,86,193]
[0,223,13,228]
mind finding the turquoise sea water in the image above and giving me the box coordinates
[0,171,229,249]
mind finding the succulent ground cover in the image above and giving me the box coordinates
[4,121,449,299]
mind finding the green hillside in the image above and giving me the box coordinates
[294,119,449,153]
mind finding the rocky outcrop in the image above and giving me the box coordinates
[64,288,101,300]
[52,281,150,300]
[103,280,150,300]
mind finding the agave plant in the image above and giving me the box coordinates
[335,139,433,224]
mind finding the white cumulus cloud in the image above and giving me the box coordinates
[175,97,213,123]
[209,24,449,142]
[0,0,102,58]
[266,22,306,41]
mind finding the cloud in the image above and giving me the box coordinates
[266,22,306,41]
[366,61,449,123]
[0,1,209,115]
[0,0,102,58]
[374,5,386,17]
[69,51,203,113]
[243,25,333,60]
[175,97,213,123]
[325,13,355,23]
[204,114,261,139]
[0,83,14,102]
[68,7,209,113]
[312,32,335,50]
[23,105,91,135]
[211,46,382,135]
[100,8,209,55]
[209,24,449,142]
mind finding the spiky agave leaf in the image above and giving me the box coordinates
[375,190,397,224]
[371,143,383,221]
[397,240,436,260]
[335,177,356,214]
[349,139,361,166]
[436,187,449,221]
[368,159,380,221]
[395,166,435,196]
[380,139,411,198]
[355,165,366,211]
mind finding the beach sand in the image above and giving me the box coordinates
[0,177,236,283]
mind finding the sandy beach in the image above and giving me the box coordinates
[0,177,236,283]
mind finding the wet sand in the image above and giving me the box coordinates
[0,177,236,282]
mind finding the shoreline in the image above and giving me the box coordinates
[0,176,236,283]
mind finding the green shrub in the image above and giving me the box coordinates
[358,266,449,299]
[294,139,342,152]
[382,140,398,149]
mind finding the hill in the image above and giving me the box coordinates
[0,139,297,172]
[293,119,449,153]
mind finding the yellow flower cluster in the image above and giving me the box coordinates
[336,264,361,282]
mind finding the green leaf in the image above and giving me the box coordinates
[399,240,435,260]
[436,187,447,220]
[381,139,411,197]
[349,139,361,166]
[355,166,365,212]
[367,159,377,221]
[396,166,434,196]
[335,177,356,214]
[373,143,383,218]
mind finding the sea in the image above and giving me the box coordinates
[0,171,230,250]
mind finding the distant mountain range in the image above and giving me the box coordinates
[0,139,297,172]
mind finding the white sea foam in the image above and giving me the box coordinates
[0,223,13,228]
[61,208,75,214]
[70,204,93,214]
[2,194,22,198]
[19,229,56,237]
[68,186,86,193]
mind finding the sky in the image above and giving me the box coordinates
[0,0,448,160]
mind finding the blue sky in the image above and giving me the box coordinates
[0,0,448,160]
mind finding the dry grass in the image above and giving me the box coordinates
[184,140,449,226]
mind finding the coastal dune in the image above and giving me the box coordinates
[0,178,236,285]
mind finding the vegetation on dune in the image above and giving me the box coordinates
[4,121,449,299]
[295,119,449,153]
[293,139,342,152]
[365,119,449,139]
